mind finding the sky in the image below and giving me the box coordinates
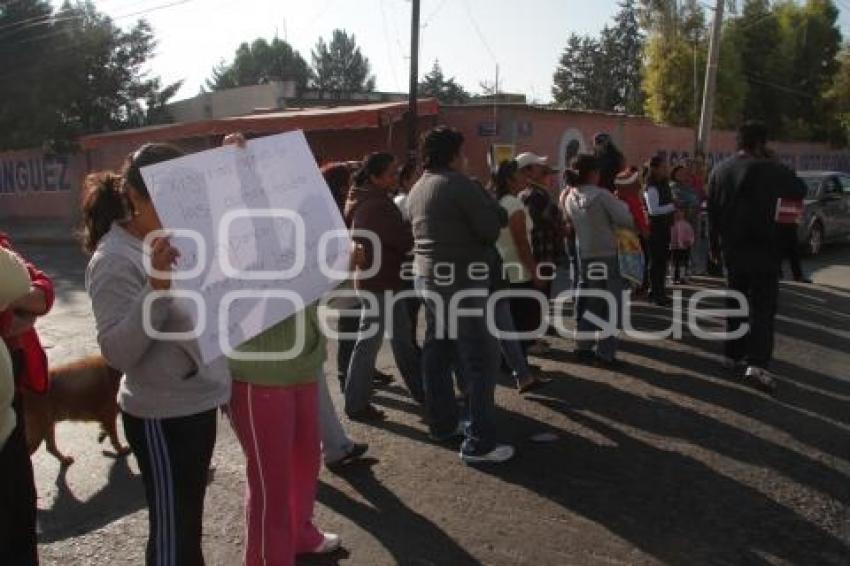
[54,0,850,103]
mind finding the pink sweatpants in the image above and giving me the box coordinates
[228,380,323,566]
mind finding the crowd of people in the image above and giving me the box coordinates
[0,121,808,565]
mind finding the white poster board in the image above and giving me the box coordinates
[141,130,350,363]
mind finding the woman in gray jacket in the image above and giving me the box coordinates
[563,154,634,366]
[82,145,230,566]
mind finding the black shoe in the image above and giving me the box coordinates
[517,374,553,394]
[651,296,672,307]
[373,370,394,386]
[346,405,387,423]
[429,422,464,443]
[745,366,777,395]
[326,443,369,472]
[574,350,596,364]
[594,356,622,370]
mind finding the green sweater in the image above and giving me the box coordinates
[228,304,326,387]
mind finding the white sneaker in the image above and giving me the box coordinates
[310,532,341,555]
[745,366,776,394]
[460,444,515,464]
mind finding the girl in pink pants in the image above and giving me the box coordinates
[228,306,340,566]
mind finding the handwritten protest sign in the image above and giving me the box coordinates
[140,130,351,363]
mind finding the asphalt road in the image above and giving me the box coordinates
[15,241,850,566]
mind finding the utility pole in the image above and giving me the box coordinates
[696,0,725,156]
[407,0,421,164]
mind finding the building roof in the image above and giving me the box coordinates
[79,99,439,151]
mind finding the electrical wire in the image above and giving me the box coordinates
[461,0,497,65]
[379,0,401,91]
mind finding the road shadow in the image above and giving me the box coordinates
[37,455,144,543]
[15,242,88,304]
[472,387,850,565]
[317,465,482,566]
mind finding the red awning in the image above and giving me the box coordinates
[80,99,439,150]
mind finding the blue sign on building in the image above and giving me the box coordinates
[0,155,72,194]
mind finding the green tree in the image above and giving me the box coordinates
[0,0,178,150]
[206,37,311,93]
[609,0,646,113]
[0,0,61,149]
[825,44,850,144]
[774,0,842,140]
[310,29,375,94]
[48,1,180,140]
[642,16,746,128]
[553,1,644,113]
[419,60,469,104]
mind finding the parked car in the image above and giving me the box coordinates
[797,171,850,256]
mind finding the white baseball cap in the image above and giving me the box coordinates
[515,152,548,170]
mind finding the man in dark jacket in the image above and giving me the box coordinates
[407,126,514,465]
[708,121,807,393]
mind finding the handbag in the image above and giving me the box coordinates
[616,228,645,286]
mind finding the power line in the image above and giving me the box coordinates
[0,0,196,83]
[422,0,449,28]
[461,0,497,65]
[378,0,401,91]
[0,0,193,45]
[744,74,817,99]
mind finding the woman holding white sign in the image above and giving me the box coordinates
[83,145,231,566]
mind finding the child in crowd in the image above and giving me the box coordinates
[670,209,695,285]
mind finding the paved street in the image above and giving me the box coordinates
[18,241,850,566]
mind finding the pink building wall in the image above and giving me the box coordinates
[0,148,84,223]
[441,105,850,181]
[2,104,846,227]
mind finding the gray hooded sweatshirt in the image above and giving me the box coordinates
[564,184,635,259]
[86,224,230,419]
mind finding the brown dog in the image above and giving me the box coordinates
[23,354,129,466]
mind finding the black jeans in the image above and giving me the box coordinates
[671,248,690,281]
[725,269,780,369]
[123,409,218,566]
[778,224,803,280]
[0,396,38,566]
[649,223,671,299]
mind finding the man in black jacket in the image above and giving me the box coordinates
[708,121,807,394]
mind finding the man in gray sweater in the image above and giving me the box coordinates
[406,126,514,464]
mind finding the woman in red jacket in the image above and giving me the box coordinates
[0,232,54,566]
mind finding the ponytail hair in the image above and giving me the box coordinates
[80,143,184,254]
[490,159,518,200]
[353,152,396,187]
[80,172,128,254]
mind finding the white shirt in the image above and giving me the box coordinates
[394,193,410,223]
[495,194,533,283]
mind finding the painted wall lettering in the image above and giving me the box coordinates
[0,155,71,194]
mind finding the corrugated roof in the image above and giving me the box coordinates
[80,99,439,150]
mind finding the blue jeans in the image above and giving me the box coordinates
[575,256,623,362]
[494,296,530,382]
[345,291,423,413]
[415,277,499,455]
